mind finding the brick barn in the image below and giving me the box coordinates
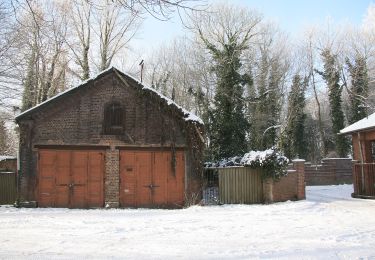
[15,67,204,208]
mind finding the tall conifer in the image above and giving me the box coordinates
[346,55,368,124]
[200,33,250,159]
[281,74,306,159]
[318,49,349,157]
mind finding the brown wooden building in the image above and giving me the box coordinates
[340,113,375,198]
[16,67,204,208]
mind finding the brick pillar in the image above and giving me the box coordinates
[105,148,120,208]
[293,159,305,200]
[262,178,274,204]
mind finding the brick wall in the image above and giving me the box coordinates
[105,148,120,207]
[29,74,186,146]
[269,160,305,203]
[304,158,352,185]
[272,170,298,202]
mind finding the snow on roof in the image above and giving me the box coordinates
[340,112,375,134]
[16,67,203,125]
[0,156,16,162]
[123,72,203,125]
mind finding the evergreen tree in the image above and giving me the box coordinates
[200,32,250,159]
[303,114,321,163]
[263,63,282,148]
[21,47,37,111]
[346,55,368,124]
[281,74,307,159]
[249,56,284,150]
[318,49,350,157]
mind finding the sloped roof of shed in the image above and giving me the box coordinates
[15,67,203,125]
[340,112,375,135]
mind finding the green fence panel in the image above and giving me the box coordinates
[0,172,17,205]
[218,167,263,204]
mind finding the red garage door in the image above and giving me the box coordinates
[38,149,104,208]
[120,150,185,208]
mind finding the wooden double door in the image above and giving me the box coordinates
[38,149,104,208]
[120,150,185,208]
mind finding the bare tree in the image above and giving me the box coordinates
[0,1,23,111]
[94,0,142,71]
[303,28,327,156]
[145,36,214,115]
[67,0,92,80]
[91,0,206,21]
[37,1,69,102]
[16,0,69,110]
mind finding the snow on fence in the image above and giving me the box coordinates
[203,160,306,205]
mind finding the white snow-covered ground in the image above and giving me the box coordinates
[1,185,375,259]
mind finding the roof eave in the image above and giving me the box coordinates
[340,126,375,135]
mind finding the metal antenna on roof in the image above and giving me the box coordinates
[139,60,144,83]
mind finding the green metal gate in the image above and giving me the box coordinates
[0,171,17,205]
[218,167,263,204]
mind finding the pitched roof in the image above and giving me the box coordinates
[340,112,375,135]
[16,67,203,125]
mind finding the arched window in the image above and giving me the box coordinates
[103,102,124,135]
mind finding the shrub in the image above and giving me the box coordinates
[240,148,289,180]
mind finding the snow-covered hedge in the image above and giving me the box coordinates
[240,148,289,179]
[204,156,242,168]
[205,148,289,180]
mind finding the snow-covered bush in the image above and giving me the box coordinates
[204,156,242,168]
[204,148,289,180]
[240,148,289,179]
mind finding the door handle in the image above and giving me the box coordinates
[143,184,160,189]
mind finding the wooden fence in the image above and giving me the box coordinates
[0,171,17,205]
[218,167,263,204]
[353,163,375,197]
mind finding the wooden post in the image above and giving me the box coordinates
[357,132,365,194]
